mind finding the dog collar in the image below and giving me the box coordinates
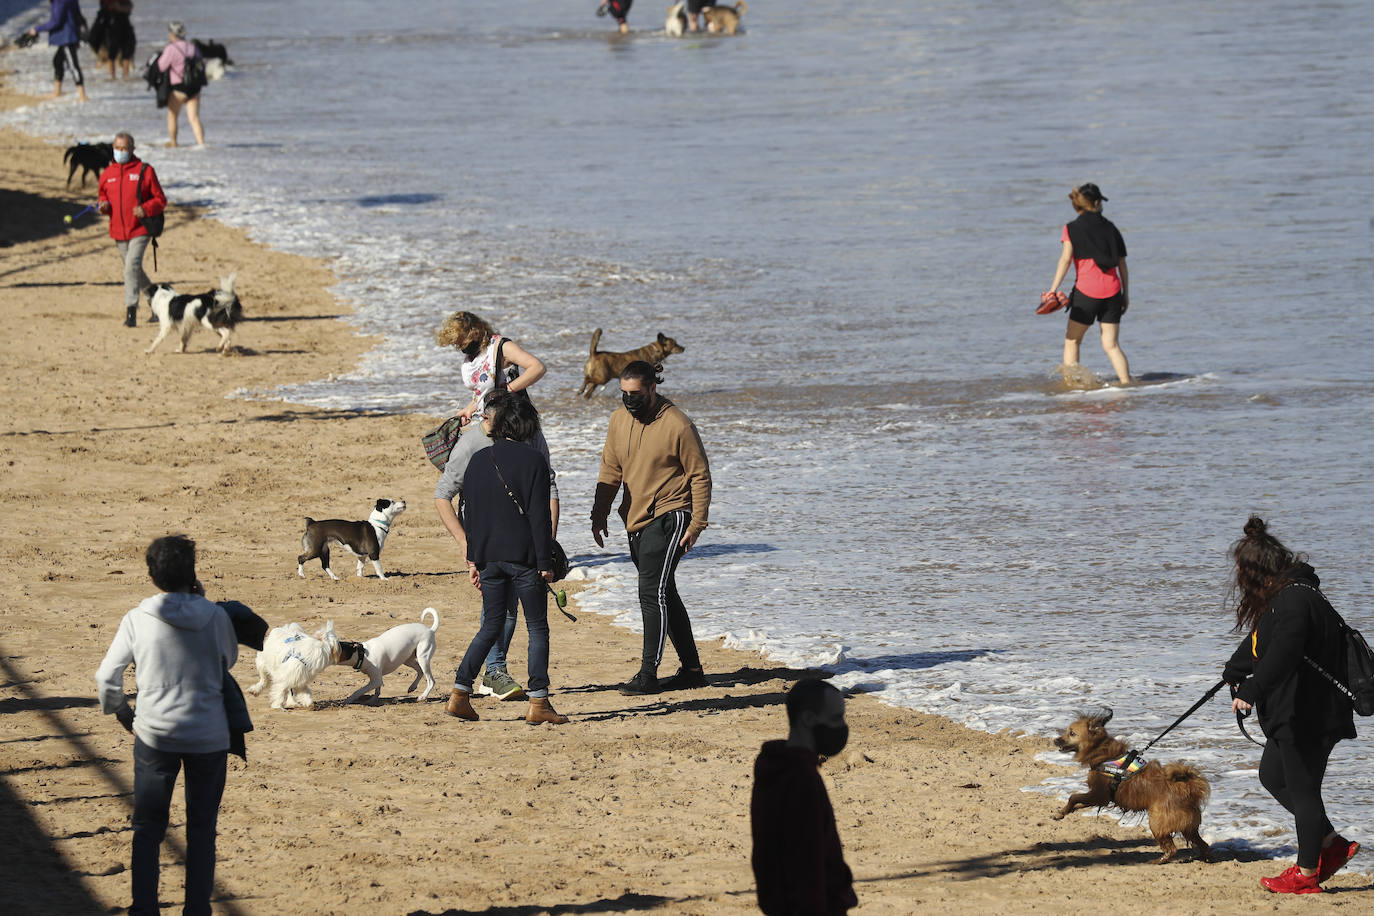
[368,512,391,533]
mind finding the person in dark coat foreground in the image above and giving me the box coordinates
[1223,516,1359,895]
[751,678,857,915]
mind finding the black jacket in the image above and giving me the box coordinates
[1223,564,1356,743]
[461,439,553,571]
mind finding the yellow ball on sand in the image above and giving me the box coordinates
[63,215,72,224]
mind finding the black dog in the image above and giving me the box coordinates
[193,38,233,67]
[64,142,114,188]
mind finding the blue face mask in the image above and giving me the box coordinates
[113,149,132,165]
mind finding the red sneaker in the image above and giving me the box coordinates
[1260,865,1322,894]
[1316,837,1360,883]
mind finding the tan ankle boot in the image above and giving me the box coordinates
[445,688,479,720]
[526,697,569,725]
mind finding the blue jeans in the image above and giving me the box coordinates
[131,738,227,916]
[482,595,519,674]
[455,561,550,697]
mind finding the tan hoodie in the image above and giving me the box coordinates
[592,396,711,538]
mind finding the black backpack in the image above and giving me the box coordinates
[1297,583,1374,716]
[182,55,208,94]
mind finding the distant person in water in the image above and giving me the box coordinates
[597,0,633,34]
[1046,183,1131,385]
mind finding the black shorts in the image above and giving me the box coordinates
[607,0,633,21]
[170,83,200,101]
[1068,288,1124,325]
[686,0,711,12]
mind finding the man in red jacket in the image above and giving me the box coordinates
[96,132,166,327]
[751,678,858,915]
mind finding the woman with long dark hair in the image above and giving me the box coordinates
[1046,183,1131,384]
[1222,516,1359,894]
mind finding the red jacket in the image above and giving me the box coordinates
[97,157,167,241]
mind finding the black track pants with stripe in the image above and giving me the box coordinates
[628,510,701,675]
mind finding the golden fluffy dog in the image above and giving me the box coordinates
[1052,709,1211,864]
[703,1,746,34]
[577,329,685,398]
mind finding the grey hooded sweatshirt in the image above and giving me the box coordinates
[95,592,238,753]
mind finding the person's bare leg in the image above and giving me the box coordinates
[186,95,206,146]
[76,82,88,102]
[1100,322,1132,384]
[166,94,182,146]
[1062,319,1090,367]
[45,79,62,99]
[106,58,116,80]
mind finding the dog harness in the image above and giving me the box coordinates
[1095,750,1145,802]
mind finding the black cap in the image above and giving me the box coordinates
[1077,182,1107,203]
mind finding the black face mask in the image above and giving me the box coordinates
[622,391,652,419]
[812,723,849,758]
[461,341,482,359]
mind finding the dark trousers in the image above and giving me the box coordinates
[1259,736,1337,869]
[455,560,551,697]
[131,738,228,916]
[628,510,700,675]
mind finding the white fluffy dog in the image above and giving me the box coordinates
[666,1,687,36]
[247,620,361,710]
[342,608,440,704]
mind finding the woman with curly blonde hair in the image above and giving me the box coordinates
[437,311,546,424]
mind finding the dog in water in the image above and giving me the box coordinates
[666,2,688,36]
[192,38,233,81]
[297,498,407,581]
[247,621,362,710]
[64,141,113,188]
[1052,708,1211,864]
[578,329,685,398]
[703,1,746,34]
[342,608,440,704]
[144,275,243,354]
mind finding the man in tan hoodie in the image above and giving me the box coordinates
[591,360,712,696]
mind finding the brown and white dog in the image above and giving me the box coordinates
[578,329,685,398]
[1052,708,1211,864]
[144,274,243,354]
[297,498,407,581]
[703,1,746,34]
[666,2,688,36]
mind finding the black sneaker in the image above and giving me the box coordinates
[618,671,660,696]
[660,667,708,691]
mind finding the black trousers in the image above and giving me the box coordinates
[1259,735,1337,869]
[628,510,700,675]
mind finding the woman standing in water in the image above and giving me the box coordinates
[1046,183,1131,385]
[1222,516,1360,895]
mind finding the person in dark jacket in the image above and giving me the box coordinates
[444,392,569,726]
[1222,516,1359,894]
[27,0,89,102]
[751,678,857,915]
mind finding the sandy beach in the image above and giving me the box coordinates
[1,69,1369,915]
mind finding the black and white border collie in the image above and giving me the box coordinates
[144,274,243,354]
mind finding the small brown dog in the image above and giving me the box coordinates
[578,328,685,398]
[703,1,746,34]
[1052,708,1211,864]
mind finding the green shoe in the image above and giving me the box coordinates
[476,669,526,701]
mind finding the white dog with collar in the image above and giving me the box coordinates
[342,607,440,704]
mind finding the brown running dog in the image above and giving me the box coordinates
[577,329,685,398]
[703,1,746,34]
[1052,708,1212,864]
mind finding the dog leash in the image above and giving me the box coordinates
[1137,679,1228,755]
[1229,684,1266,747]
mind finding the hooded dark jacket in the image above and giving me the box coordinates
[750,740,857,916]
[1223,564,1356,743]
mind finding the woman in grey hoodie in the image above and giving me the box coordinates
[95,535,238,916]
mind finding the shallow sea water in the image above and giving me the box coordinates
[5,0,1373,860]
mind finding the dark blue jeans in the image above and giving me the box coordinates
[482,596,519,674]
[131,738,227,916]
[455,561,550,697]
